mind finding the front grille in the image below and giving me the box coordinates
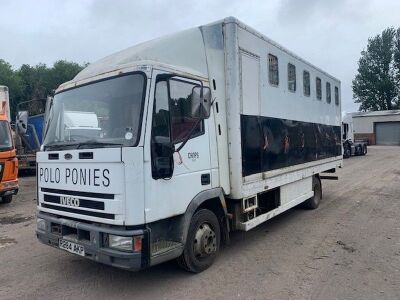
[41,188,114,199]
[43,194,105,210]
[42,203,115,219]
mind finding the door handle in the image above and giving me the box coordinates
[201,173,210,185]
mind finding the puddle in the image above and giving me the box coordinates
[0,214,34,225]
[0,236,17,249]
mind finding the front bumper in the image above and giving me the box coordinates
[0,184,18,197]
[36,211,149,271]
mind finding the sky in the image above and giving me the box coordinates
[1,0,400,113]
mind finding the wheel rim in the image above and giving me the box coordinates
[193,223,217,258]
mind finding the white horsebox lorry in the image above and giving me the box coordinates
[36,17,342,272]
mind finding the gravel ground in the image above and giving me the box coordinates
[0,146,399,299]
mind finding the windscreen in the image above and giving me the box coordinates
[0,121,13,150]
[43,73,146,150]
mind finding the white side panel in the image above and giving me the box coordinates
[240,51,260,116]
[201,23,230,194]
[224,21,243,199]
[280,177,312,205]
[224,22,342,199]
[237,190,313,231]
[237,27,341,127]
[242,157,342,198]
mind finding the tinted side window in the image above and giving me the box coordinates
[288,63,296,92]
[169,79,203,143]
[268,54,279,86]
[326,82,331,103]
[152,81,170,141]
[303,71,310,96]
[151,80,172,178]
[316,77,322,100]
[335,86,339,105]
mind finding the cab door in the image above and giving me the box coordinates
[143,70,212,223]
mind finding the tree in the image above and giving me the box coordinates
[17,60,86,100]
[0,59,86,117]
[352,28,399,111]
[394,28,400,98]
[0,59,24,116]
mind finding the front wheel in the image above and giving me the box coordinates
[177,209,220,273]
[0,195,13,204]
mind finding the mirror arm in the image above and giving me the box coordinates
[175,117,202,153]
[211,97,216,106]
[175,96,215,153]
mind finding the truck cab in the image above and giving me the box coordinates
[36,49,218,271]
[342,114,367,158]
[0,86,19,204]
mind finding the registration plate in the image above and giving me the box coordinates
[59,239,85,256]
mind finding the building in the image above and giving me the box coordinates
[352,110,400,145]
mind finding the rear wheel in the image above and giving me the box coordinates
[177,209,220,273]
[303,177,322,209]
[356,145,363,155]
[0,195,12,204]
[343,145,351,158]
[361,145,367,156]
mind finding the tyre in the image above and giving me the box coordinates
[303,176,322,209]
[343,146,351,158]
[177,209,220,273]
[357,145,364,155]
[361,145,367,156]
[0,195,12,204]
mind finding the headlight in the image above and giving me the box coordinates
[109,235,133,251]
[108,235,143,252]
[37,218,46,231]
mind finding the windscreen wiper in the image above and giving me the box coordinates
[44,143,77,151]
[76,141,123,149]
[44,141,123,151]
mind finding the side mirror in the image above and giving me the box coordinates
[191,86,211,119]
[43,96,53,139]
[16,111,29,134]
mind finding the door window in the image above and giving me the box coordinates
[169,79,203,143]
[151,80,172,178]
[152,80,170,142]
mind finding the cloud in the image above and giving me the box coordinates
[0,0,399,112]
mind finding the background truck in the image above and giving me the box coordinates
[15,99,46,172]
[342,113,367,158]
[36,17,342,273]
[0,86,19,204]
